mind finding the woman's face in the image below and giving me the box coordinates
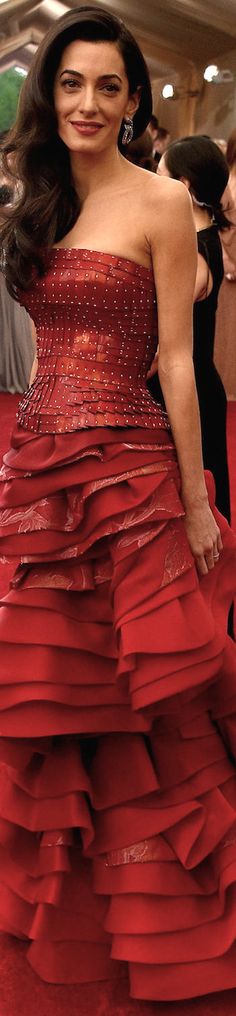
[53,39,139,154]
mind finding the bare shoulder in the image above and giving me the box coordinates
[121,159,191,210]
[140,174,196,259]
[143,173,193,223]
[122,161,193,225]
[123,167,194,251]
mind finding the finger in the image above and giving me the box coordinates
[217,532,223,553]
[212,551,220,565]
[195,555,208,576]
[205,550,215,570]
[212,538,222,559]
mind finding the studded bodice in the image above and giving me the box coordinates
[17,248,170,434]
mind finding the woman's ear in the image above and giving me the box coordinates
[180,177,191,191]
[126,86,141,120]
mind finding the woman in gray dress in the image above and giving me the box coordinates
[0,164,34,392]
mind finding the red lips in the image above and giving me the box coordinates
[70,121,103,128]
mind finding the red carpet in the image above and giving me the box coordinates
[0,393,235,1016]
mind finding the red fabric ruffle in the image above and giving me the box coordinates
[0,423,236,999]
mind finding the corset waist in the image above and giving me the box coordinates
[17,371,170,433]
[17,248,170,435]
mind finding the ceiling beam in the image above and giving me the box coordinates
[0,0,42,29]
[0,27,41,63]
[165,0,236,38]
[90,0,236,44]
[133,28,196,73]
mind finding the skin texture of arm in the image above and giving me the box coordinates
[147,176,222,574]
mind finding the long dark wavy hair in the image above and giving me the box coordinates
[0,5,152,295]
[164,135,231,231]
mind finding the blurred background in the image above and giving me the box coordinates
[1,0,236,139]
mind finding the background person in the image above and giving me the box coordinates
[147,111,159,152]
[0,164,35,392]
[125,127,156,170]
[152,125,171,163]
[214,127,236,399]
[149,134,232,524]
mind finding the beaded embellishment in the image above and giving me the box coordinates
[17,249,170,435]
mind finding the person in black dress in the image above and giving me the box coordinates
[193,226,230,522]
[148,135,232,523]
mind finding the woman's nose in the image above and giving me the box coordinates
[77,86,98,115]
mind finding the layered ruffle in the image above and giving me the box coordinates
[0,423,236,998]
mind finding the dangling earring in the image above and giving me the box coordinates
[122,116,134,145]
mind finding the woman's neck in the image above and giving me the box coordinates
[70,146,127,203]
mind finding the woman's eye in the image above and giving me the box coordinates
[102,84,120,93]
[62,79,80,89]
[61,79,119,93]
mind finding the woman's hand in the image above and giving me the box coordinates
[183,498,223,576]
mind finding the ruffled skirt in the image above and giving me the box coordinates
[0,422,236,1000]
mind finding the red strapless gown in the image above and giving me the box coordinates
[0,249,236,1000]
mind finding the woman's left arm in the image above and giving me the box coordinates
[147,176,222,575]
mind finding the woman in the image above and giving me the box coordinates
[149,135,231,523]
[226,127,236,206]
[0,5,236,1003]
[215,127,236,399]
[0,160,35,393]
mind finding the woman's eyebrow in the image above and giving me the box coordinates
[59,69,122,82]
